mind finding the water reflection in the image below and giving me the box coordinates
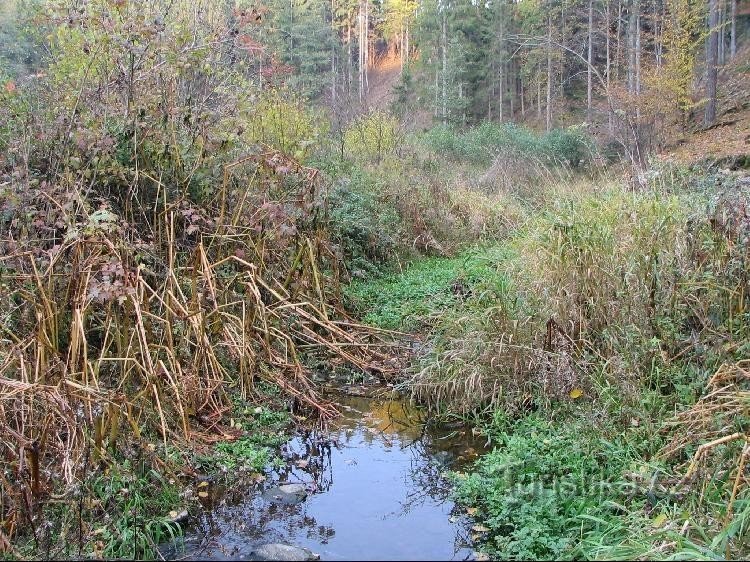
[171,392,485,561]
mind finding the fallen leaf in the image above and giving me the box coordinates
[197,491,209,498]
[197,481,209,488]
[569,387,584,399]
[466,507,478,516]
[295,459,309,469]
[472,524,491,533]
[652,513,668,528]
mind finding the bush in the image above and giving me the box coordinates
[246,88,324,160]
[419,122,595,168]
[343,110,400,162]
[327,169,405,275]
[454,415,639,560]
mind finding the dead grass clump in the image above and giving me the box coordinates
[0,151,395,550]
[406,180,749,414]
[0,2,395,551]
[660,361,750,502]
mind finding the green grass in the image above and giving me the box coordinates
[343,246,515,331]
[193,390,292,473]
[16,459,184,560]
[344,170,750,560]
[85,462,182,560]
[453,412,656,560]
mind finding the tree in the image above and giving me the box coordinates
[704,0,719,126]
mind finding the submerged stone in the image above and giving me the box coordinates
[250,543,320,561]
[262,483,308,504]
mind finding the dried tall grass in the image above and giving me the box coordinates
[0,150,395,547]
[407,181,749,414]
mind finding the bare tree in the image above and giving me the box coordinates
[705,0,719,126]
[587,0,594,121]
[546,11,553,131]
[730,0,737,59]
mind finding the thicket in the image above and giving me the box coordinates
[420,122,595,168]
[0,2,390,557]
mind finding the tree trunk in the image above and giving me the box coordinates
[719,0,725,65]
[546,12,553,131]
[435,65,439,118]
[635,5,641,94]
[606,0,611,89]
[499,60,504,121]
[364,0,369,92]
[442,12,447,124]
[731,0,737,59]
[587,0,594,121]
[537,65,542,120]
[509,63,514,118]
[606,0,615,132]
[357,0,365,103]
[405,23,409,66]
[627,0,638,94]
[654,0,663,68]
[705,0,719,126]
[560,0,566,96]
[616,0,622,81]
[400,22,404,72]
[331,0,336,105]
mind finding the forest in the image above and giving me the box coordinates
[1,0,749,560]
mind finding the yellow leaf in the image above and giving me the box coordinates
[466,507,478,516]
[168,511,178,519]
[569,388,584,399]
[198,491,209,498]
[652,513,668,528]
[197,481,209,488]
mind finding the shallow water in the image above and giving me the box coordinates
[170,392,485,561]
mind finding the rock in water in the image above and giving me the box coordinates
[251,543,320,561]
[262,484,308,504]
[278,483,307,496]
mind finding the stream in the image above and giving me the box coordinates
[165,388,487,561]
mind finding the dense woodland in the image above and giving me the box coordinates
[1,0,750,560]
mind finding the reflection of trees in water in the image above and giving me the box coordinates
[399,442,476,559]
[183,432,339,559]
[278,431,335,493]
[179,395,479,560]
